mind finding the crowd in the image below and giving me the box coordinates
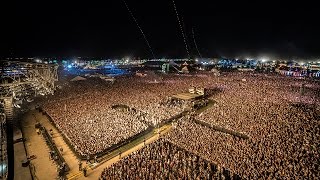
[194,73,319,137]
[44,106,148,155]
[100,139,239,180]
[137,98,185,126]
[42,71,319,179]
[166,116,319,179]
[165,73,320,179]
[42,74,202,156]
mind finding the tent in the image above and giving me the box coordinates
[181,66,189,73]
[182,61,189,66]
[70,76,87,81]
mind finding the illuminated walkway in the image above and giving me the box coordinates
[21,111,59,179]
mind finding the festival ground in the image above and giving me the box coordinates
[14,73,320,180]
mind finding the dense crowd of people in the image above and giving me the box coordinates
[138,98,185,126]
[166,115,319,179]
[164,73,320,179]
[100,139,239,180]
[44,106,148,155]
[42,71,319,179]
[42,74,195,155]
[195,74,320,136]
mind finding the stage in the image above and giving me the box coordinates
[171,92,203,101]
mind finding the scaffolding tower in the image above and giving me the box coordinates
[0,60,59,180]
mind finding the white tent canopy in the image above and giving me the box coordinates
[181,66,189,73]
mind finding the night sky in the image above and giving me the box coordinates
[6,1,320,59]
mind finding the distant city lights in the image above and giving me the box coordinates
[124,57,130,63]
[35,59,42,63]
[261,59,267,62]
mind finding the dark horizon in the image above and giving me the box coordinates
[6,1,320,59]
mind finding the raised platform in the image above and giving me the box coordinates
[171,92,203,101]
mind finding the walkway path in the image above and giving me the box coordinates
[35,111,83,177]
[13,125,32,180]
[21,111,58,179]
[193,100,249,139]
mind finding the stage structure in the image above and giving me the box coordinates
[170,87,208,112]
[172,87,206,101]
[1,61,58,112]
[0,60,59,179]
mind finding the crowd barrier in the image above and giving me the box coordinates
[111,104,131,110]
[38,123,70,172]
[193,119,249,139]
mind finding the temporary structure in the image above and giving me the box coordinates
[181,66,189,73]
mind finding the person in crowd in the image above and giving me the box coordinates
[78,160,82,171]
[83,167,87,177]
